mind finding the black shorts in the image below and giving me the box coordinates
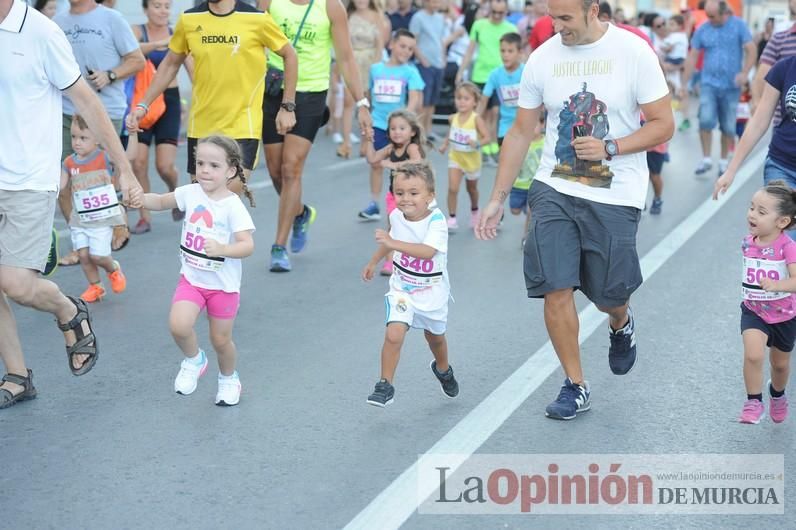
[262,90,329,144]
[186,137,259,175]
[474,82,499,109]
[524,180,643,307]
[646,151,666,175]
[139,87,181,147]
[740,302,796,352]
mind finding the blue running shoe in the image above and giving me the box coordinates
[608,307,637,375]
[43,228,59,277]
[358,201,381,221]
[269,245,291,272]
[545,378,591,420]
[650,198,663,215]
[290,205,316,253]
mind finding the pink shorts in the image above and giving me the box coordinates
[172,275,240,320]
[385,191,396,215]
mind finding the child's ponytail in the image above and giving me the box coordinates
[764,179,796,229]
[198,135,255,207]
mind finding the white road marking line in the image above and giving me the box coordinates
[323,158,367,172]
[343,148,768,530]
[249,180,273,190]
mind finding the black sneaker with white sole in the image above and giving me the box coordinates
[608,307,637,375]
[430,360,459,398]
[367,379,395,407]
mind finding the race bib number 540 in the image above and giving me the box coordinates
[394,253,442,288]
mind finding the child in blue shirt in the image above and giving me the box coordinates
[479,32,524,147]
[358,29,425,222]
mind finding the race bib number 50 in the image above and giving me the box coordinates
[180,223,228,272]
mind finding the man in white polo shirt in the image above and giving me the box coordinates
[0,0,142,409]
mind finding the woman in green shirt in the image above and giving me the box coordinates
[259,0,373,273]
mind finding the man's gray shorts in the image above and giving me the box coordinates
[0,190,56,272]
[524,180,643,308]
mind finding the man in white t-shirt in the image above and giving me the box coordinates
[476,0,673,421]
[0,0,142,409]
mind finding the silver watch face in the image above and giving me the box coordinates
[606,141,617,155]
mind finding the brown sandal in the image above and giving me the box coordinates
[0,370,37,409]
[58,250,80,266]
[112,225,130,251]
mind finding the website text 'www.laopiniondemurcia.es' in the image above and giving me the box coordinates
[417,454,784,515]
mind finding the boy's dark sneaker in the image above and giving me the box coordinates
[430,360,459,398]
[608,307,637,375]
[545,378,590,420]
[367,379,395,407]
[43,228,59,277]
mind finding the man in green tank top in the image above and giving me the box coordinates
[260,0,372,273]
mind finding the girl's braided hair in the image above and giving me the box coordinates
[197,135,255,207]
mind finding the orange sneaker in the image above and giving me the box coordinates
[108,261,126,294]
[80,283,106,303]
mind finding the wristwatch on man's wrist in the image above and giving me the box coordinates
[280,101,296,112]
[107,70,117,83]
[356,97,370,109]
[604,139,618,161]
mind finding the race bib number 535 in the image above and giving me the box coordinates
[73,184,120,223]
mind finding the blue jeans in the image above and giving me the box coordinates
[698,84,740,136]
[763,156,796,239]
[763,156,796,187]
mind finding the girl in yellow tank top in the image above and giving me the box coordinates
[439,82,488,231]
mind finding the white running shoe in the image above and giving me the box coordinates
[349,132,360,144]
[332,132,344,144]
[216,373,241,406]
[174,350,208,395]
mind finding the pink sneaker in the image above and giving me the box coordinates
[469,209,480,228]
[447,216,458,231]
[739,399,765,424]
[770,395,788,423]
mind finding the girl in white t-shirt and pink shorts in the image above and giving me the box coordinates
[141,135,255,407]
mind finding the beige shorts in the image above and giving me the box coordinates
[0,190,56,272]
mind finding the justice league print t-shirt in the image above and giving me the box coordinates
[518,24,670,209]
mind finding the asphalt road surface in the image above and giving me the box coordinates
[1,125,792,529]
